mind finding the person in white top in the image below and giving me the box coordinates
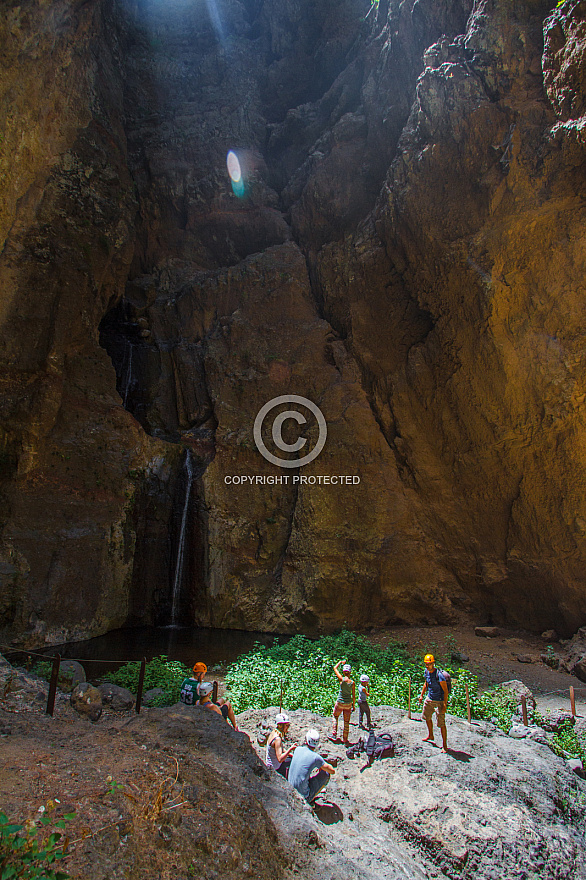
[265,713,297,778]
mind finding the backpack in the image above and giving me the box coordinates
[345,732,395,762]
[365,731,394,763]
[438,669,452,694]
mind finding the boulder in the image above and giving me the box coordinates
[499,680,536,714]
[71,683,102,722]
[508,724,547,743]
[562,627,586,671]
[58,660,86,693]
[474,626,502,638]
[97,683,135,711]
[566,758,586,780]
[540,711,574,733]
[541,630,558,641]
[516,654,533,663]
[540,652,560,670]
[142,687,164,705]
[572,657,586,684]
[451,651,469,663]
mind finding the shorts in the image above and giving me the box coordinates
[422,697,446,729]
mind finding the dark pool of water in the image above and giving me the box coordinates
[16,627,288,680]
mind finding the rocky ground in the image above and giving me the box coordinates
[367,624,586,713]
[1,625,586,880]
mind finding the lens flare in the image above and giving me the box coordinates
[227,150,241,183]
[231,178,245,197]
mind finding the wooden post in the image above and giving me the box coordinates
[135,657,146,714]
[408,678,411,719]
[570,685,576,718]
[46,654,61,717]
[465,683,471,724]
[212,680,218,704]
[521,695,528,726]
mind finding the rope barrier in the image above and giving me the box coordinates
[0,644,146,665]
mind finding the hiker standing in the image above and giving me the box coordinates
[331,660,355,744]
[418,653,449,753]
[358,674,372,730]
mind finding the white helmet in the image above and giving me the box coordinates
[360,674,370,683]
[275,712,290,726]
[305,728,320,748]
[198,682,214,697]
[342,663,351,672]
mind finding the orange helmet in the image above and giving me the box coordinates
[193,662,207,677]
[424,654,435,664]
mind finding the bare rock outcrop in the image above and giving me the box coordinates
[1,0,586,640]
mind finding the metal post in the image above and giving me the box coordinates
[521,695,528,726]
[408,678,411,719]
[212,680,218,704]
[465,683,471,724]
[570,686,576,718]
[46,655,61,716]
[136,657,146,714]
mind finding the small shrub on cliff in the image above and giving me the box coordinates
[104,655,191,706]
[0,809,73,880]
[548,721,586,763]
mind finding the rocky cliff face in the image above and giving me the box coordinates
[0,0,585,645]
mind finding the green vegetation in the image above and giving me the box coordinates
[28,631,585,773]
[476,685,527,731]
[104,655,192,707]
[225,630,481,720]
[0,810,73,880]
[547,720,586,762]
[31,663,74,690]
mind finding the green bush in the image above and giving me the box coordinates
[476,685,524,732]
[225,630,480,721]
[30,662,54,683]
[103,655,192,707]
[0,810,73,880]
[547,721,586,763]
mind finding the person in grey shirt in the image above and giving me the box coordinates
[287,729,335,802]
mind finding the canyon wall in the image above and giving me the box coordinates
[0,0,585,644]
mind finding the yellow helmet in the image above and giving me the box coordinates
[424,654,435,663]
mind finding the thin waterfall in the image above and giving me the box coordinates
[170,450,194,626]
[123,342,133,408]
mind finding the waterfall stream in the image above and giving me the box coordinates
[123,342,133,408]
[170,450,194,626]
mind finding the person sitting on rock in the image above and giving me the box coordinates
[196,681,224,718]
[330,660,355,744]
[179,671,201,706]
[192,661,239,731]
[265,712,297,778]
[288,729,335,803]
[418,653,449,753]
